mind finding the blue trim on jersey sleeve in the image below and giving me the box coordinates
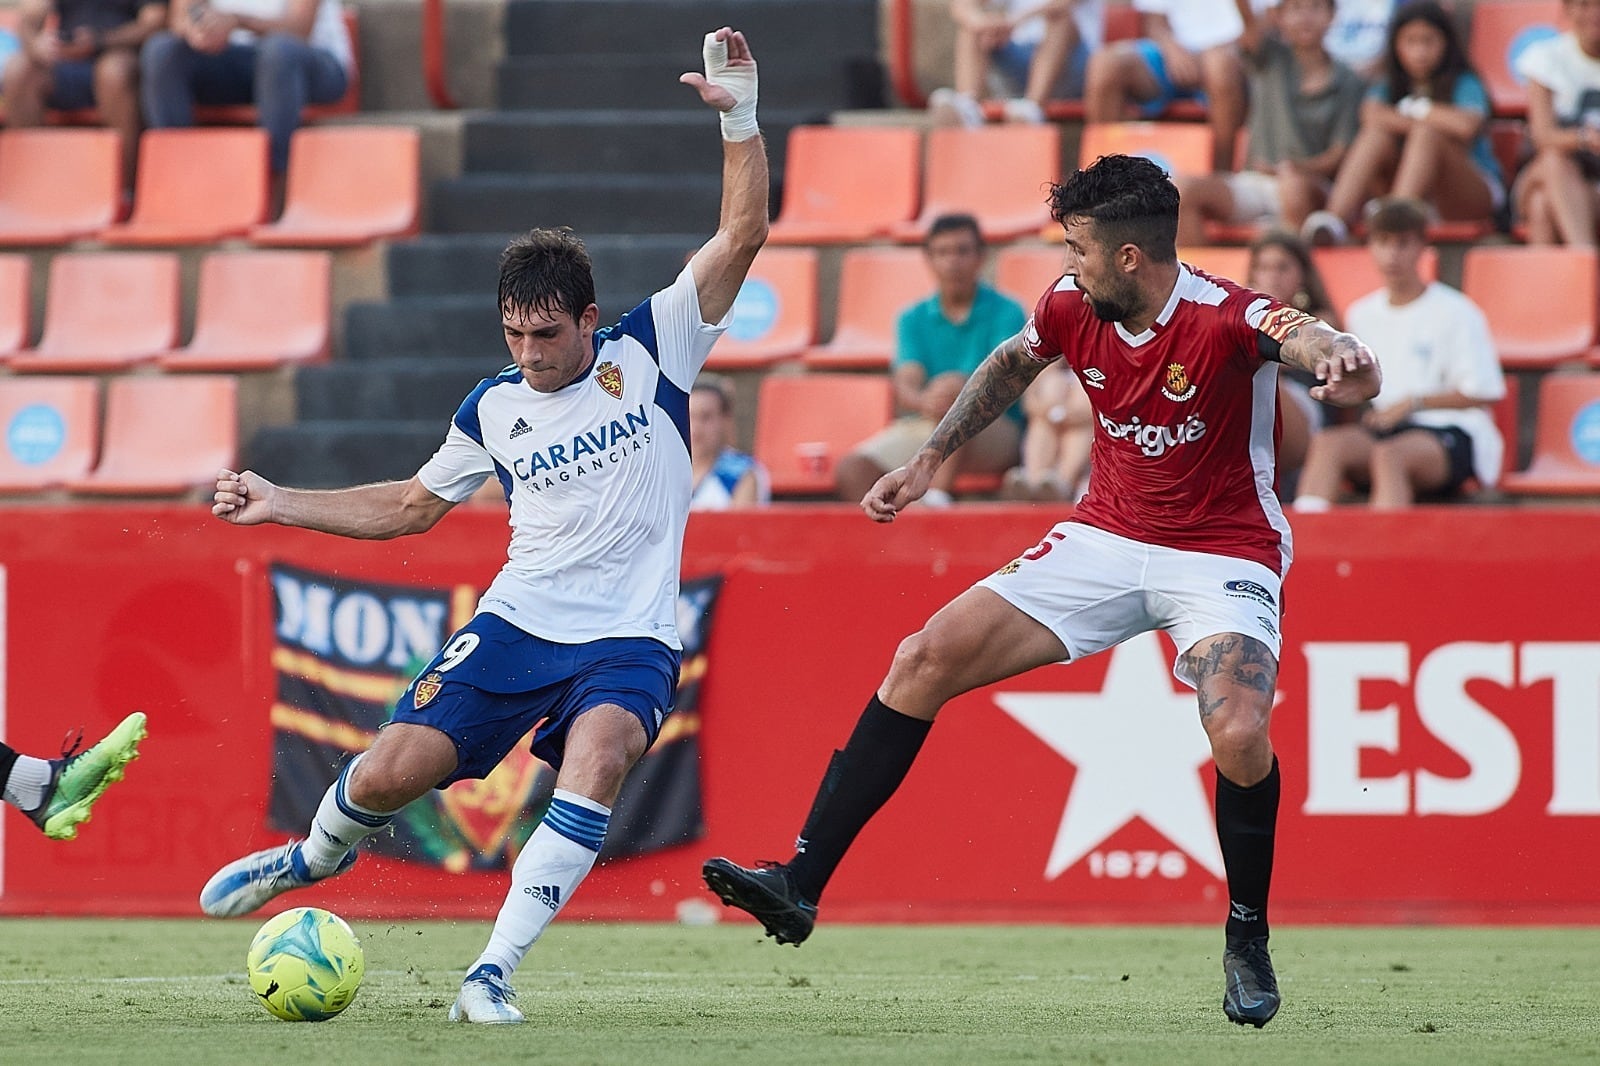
[491,457,513,503]
[593,298,660,365]
[712,449,756,493]
[452,366,522,446]
[655,373,690,455]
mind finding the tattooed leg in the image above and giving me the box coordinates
[1181,633,1278,786]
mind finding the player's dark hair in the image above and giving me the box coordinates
[692,373,735,415]
[1381,1,1474,104]
[926,213,984,247]
[499,227,597,321]
[1365,196,1430,237]
[1049,154,1179,264]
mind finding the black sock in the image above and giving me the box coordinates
[1216,757,1279,940]
[786,695,931,903]
[0,744,17,795]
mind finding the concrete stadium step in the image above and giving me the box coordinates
[428,173,724,236]
[461,110,805,177]
[388,233,700,303]
[496,53,882,113]
[342,296,507,362]
[502,0,877,62]
[246,421,447,488]
[295,360,499,423]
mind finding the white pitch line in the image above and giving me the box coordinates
[0,970,1092,987]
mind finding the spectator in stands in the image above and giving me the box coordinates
[1324,0,1396,78]
[927,0,1104,126]
[1243,230,1341,492]
[689,374,769,510]
[1302,1,1499,244]
[1511,0,1600,248]
[139,0,352,178]
[833,213,1024,507]
[1175,0,1365,245]
[0,0,167,195]
[1083,0,1255,172]
[1293,198,1505,509]
[1000,360,1092,501]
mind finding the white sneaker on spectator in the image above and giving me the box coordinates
[1001,98,1045,124]
[928,88,985,128]
[1300,210,1349,247]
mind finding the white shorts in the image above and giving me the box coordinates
[975,522,1284,688]
[1226,171,1283,224]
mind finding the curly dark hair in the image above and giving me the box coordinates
[498,227,597,320]
[1380,0,1475,104]
[1048,154,1179,264]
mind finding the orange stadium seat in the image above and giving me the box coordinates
[68,376,237,496]
[252,126,420,246]
[891,126,1060,243]
[1463,246,1598,368]
[1078,122,1214,180]
[1492,373,1521,480]
[704,247,817,370]
[1312,245,1439,323]
[1469,0,1564,117]
[100,129,270,245]
[1178,246,1252,285]
[754,373,894,496]
[1500,373,1600,494]
[994,245,1067,307]
[0,254,31,356]
[0,377,99,492]
[767,126,921,244]
[8,252,180,373]
[0,129,121,245]
[160,251,332,371]
[802,248,935,370]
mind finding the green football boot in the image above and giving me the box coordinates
[27,712,147,840]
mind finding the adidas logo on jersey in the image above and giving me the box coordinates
[508,417,532,440]
[524,884,562,910]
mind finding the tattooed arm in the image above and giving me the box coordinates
[1275,318,1382,407]
[861,333,1047,522]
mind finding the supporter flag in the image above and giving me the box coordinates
[265,562,719,870]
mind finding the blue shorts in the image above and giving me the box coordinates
[993,38,1091,100]
[47,60,98,110]
[1132,39,1205,118]
[388,613,680,784]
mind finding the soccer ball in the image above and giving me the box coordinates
[246,906,365,1021]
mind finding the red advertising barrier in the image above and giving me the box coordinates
[1,505,1597,924]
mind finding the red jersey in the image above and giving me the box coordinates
[1022,265,1317,576]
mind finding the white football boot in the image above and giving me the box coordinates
[449,964,524,1024]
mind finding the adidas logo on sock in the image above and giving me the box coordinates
[508,417,532,440]
[524,884,562,910]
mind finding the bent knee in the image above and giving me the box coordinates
[886,627,962,691]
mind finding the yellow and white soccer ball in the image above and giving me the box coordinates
[246,906,365,1021]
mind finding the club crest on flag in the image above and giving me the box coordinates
[595,361,624,399]
[414,671,444,708]
[440,735,544,857]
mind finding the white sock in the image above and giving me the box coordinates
[2,754,51,811]
[472,789,609,978]
[300,754,397,877]
[1292,495,1332,513]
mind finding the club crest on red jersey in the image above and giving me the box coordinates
[595,361,623,399]
[414,672,444,709]
[1161,362,1197,402]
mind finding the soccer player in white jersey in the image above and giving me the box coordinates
[197,26,768,1025]
[704,154,1381,1029]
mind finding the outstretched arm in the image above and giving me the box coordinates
[682,28,770,324]
[1276,320,1382,407]
[212,470,457,539]
[862,334,1048,521]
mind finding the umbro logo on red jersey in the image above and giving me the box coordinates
[1081,367,1106,390]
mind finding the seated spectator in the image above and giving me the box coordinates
[139,0,352,178]
[1176,0,1365,244]
[1241,230,1341,492]
[1324,0,1396,78]
[1084,0,1253,172]
[834,213,1025,507]
[1293,198,1505,510]
[1001,360,1092,500]
[1,0,167,193]
[928,0,1104,126]
[1512,0,1600,248]
[1302,1,1499,244]
[689,374,769,511]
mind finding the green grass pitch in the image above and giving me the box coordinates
[3,920,1598,1065]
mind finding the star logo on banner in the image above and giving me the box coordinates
[992,632,1225,880]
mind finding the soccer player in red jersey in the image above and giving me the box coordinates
[704,154,1381,1029]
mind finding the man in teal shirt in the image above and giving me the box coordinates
[834,214,1026,505]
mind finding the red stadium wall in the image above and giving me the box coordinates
[2,505,1598,924]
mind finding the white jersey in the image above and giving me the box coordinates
[418,265,728,650]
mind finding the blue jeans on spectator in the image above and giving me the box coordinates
[140,31,348,173]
